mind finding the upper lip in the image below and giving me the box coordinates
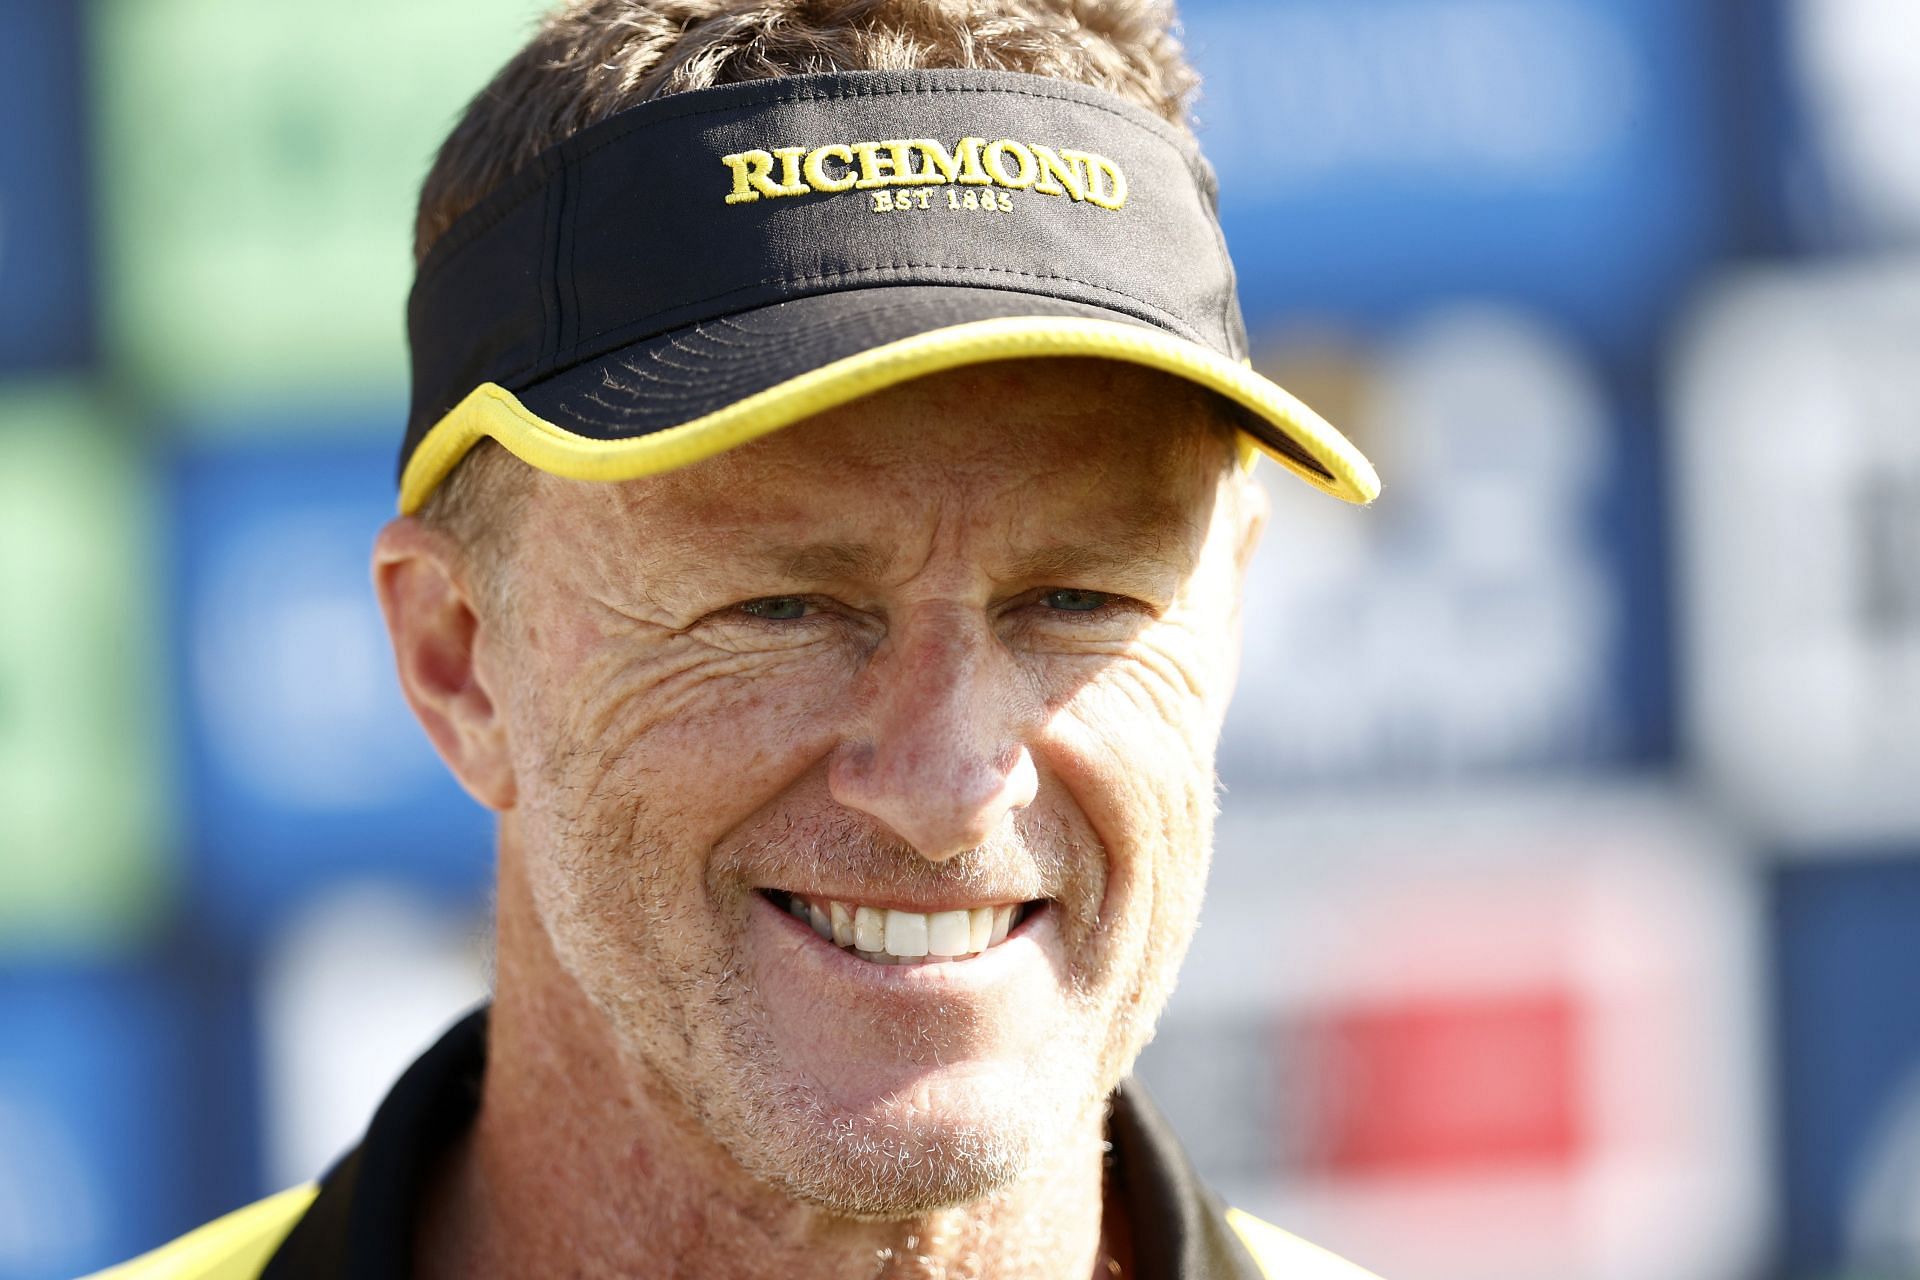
[759,886,1044,914]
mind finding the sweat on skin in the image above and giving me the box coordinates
[374,360,1268,1280]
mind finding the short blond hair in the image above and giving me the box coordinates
[412,0,1201,571]
[416,0,1198,262]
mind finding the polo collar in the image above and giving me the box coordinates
[262,1005,1266,1279]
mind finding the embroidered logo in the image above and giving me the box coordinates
[720,137,1128,211]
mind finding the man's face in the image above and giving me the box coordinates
[485,359,1263,1215]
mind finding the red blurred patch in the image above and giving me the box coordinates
[1297,991,1587,1176]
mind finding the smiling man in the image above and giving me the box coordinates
[98,2,1381,1278]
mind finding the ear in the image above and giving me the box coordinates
[373,517,517,811]
[1229,464,1271,580]
[1217,464,1270,698]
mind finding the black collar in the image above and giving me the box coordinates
[263,1006,1265,1279]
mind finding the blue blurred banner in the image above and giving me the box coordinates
[167,428,492,940]
[0,970,190,1280]
[1220,305,1670,785]
[1775,856,1920,1276]
[1184,0,1727,358]
[0,1,95,372]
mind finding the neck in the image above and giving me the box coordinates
[416,853,1125,1280]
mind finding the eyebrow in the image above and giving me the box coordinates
[767,541,893,582]
[1001,536,1185,586]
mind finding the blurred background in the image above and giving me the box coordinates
[0,0,1916,1276]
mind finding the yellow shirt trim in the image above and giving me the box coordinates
[398,316,1381,514]
[81,1184,319,1280]
[80,1185,1373,1279]
[1226,1206,1386,1280]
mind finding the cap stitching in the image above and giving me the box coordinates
[497,264,1203,393]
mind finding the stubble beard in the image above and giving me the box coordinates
[520,787,1191,1221]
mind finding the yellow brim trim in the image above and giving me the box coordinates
[398,316,1380,514]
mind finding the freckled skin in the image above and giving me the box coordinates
[380,360,1269,1280]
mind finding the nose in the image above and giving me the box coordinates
[827,607,1039,861]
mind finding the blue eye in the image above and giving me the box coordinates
[1043,589,1111,613]
[741,597,811,620]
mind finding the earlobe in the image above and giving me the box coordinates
[373,517,518,811]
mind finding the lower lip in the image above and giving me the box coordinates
[751,893,1051,988]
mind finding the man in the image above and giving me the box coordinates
[99,1,1380,1276]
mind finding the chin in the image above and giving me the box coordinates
[714,1079,1043,1219]
[756,1127,1031,1220]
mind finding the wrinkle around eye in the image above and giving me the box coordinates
[1049,639,1212,733]
[572,590,844,671]
[581,588,692,635]
[556,650,732,771]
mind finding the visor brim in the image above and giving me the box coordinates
[398,286,1378,514]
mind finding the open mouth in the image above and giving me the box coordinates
[761,889,1043,966]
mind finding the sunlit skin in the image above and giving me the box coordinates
[374,360,1268,1280]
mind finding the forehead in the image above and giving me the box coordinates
[528,359,1236,546]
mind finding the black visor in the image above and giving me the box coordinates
[400,68,1377,513]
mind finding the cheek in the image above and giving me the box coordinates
[512,637,859,862]
[1037,644,1220,957]
[1041,619,1228,786]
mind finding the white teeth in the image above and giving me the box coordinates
[782,894,1037,965]
[990,905,1013,944]
[927,910,972,957]
[969,906,994,952]
[884,910,929,958]
[853,905,886,953]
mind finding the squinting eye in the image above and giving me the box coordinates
[740,597,812,621]
[1042,589,1112,613]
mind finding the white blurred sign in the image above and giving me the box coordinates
[1138,784,1768,1280]
[1226,305,1620,780]
[1792,0,1920,245]
[1674,259,1920,844]
[259,885,490,1187]
[1850,1064,1920,1273]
